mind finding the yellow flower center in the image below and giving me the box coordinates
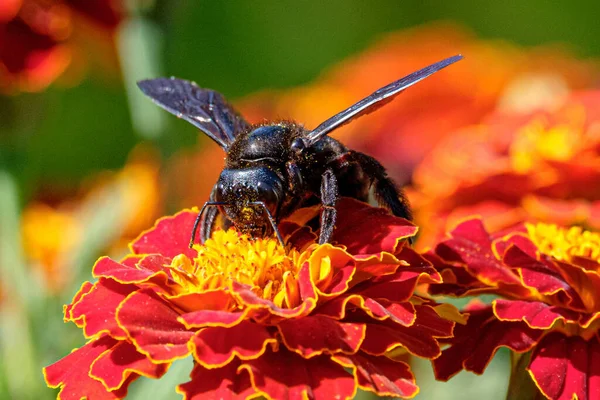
[167,229,303,308]
[525,222,600,265]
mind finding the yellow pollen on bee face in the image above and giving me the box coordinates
[166,229,302,308]
[525,222,600,265]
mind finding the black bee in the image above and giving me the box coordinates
[138,55,462,247]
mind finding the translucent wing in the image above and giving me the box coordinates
[305,54,463,145]
[137,77,250,150]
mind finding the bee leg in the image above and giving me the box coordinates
[319,169,338,244]
[200,205,220,244]
[189,201,229,247]
[352,151,412,221]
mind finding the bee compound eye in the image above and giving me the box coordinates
[256,181,279,213]
[290,138,306,153]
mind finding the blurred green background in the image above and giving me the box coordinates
[1,1,598,399]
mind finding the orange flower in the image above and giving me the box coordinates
[44,199,463,399]
[168,24,597,210]
[21,147,161,292]
[237,23,597,183]
[427,219,600,400]
[412,90,600,250]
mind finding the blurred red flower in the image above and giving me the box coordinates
[427,219,600,400]
[0,0,123,94]
[412,90,600,250]
[44,198,464,399]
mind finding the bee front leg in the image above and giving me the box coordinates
[319,169,338,244]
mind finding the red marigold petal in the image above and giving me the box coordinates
[554,259,600,312]
[44,336,131,400]
[355,268,427,303]
[177,360,256,400]
[64,281,94,324]
[318,294,416,327]
[308,245,355,297]
[93,256,171,288]
[278,315,366,357]
[433,305,543,381]
[179,309,246,329]
[130,209,198,259]
[361,305,452,358]
[333,354,418,398]
[503,246,578,305]
[239,348,356,400]
[231,265,317,319]
[529,333,600,400]
[190,320,276,368]
[493,299,580,328]
[434,218,522,286]
[424,252,491,296]
[332,198,417,255]
[70,278,137,339]
[90,341,169,390]
[363,299,417,326]
[116,289,193,362]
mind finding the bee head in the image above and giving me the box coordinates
[215,167,284,235]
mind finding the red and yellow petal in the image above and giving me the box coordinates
[317,294,416,327]
[493,299,581,328]
[332,198,417,255]
[502,245,580,306]
[130,209,198,259]
[230,265,317,320]
[116,289,194,362]
[90,341,169,391]
[433,304,543,381]
[92,256,172,289]
[434,219,523,287]
[307,245,356,298]
[333,354,418,398]
[528,332,600,400]
[190,320,276,368]
[178,309,247,329]
[277,315,366,358]
[361,305,453,359]
[64,281,94,324]
[177,360,257,400]
[239,348,357,400]
[70,278,137,339]
[44,336,131,400]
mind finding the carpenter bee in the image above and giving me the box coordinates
[138,55,462,247]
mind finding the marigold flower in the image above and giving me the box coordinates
[44,198,463,399]
[412,90,600,250]
[427,218,600,400]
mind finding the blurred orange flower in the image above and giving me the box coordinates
[21,147,162,292]
[0,0,123,94]
[237,23,597,184]
[171,23,598,211]
[412,90,600,250]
